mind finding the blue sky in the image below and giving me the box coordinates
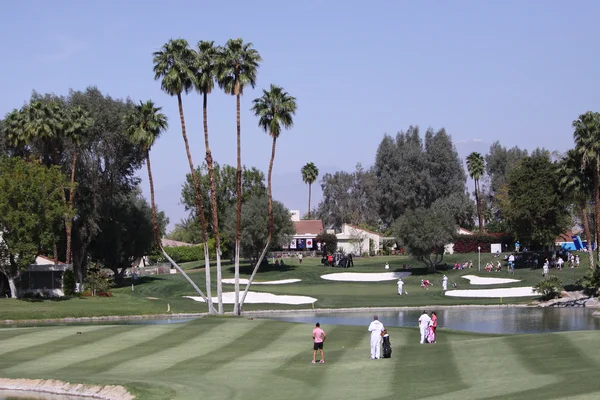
[2,1,600,230]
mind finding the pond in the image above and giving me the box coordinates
[262,307,600,334]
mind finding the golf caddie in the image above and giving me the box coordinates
[368,315,385,359]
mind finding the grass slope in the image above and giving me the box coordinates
[1,318,600,399]
[0,253,591,321]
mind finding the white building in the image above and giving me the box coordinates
[336,224,380,256]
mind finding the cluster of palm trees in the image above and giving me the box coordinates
[128,38,297,315]
[466,112,600,271]
[4,100,92,266]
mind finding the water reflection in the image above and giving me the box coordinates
[0,317,198,329]
[264,308,600,334]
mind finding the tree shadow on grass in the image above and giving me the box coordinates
[113,275,165,288]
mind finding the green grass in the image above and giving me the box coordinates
[1,317,600,399]
[0,253,591,321]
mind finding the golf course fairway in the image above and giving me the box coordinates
[1,317,600,399]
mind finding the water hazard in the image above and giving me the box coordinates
[263,307,600,334]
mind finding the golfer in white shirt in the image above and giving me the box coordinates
[418,310,432,344]
[368,315,385,359]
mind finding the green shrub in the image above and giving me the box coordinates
[62,269,76,296]
[147,238,219,264]
[315,233,337,255]
[534,276,563,300]
[85,268,113,297]
[577,267,600,296]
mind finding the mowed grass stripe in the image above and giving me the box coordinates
[104,317,260,376]
[428,336,557,400]
[194,322,320,400]
[0,325,131,373]
[486,333,600,400]
[57,317,229,376]
[377,329,469,400]
[164,319,280,375]
[0,325,112,358]
[4,324,175,375]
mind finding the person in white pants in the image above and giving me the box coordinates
[418,310,432,344]
[368,315,385,359]
[397,278,404,295]
[442,275,448,291]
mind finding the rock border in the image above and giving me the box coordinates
[0,378,133,399]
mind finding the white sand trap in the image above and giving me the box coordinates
[445,287,538,298]
[462,275,521,285]
[185,291,316,305]
[221,278,301,285]
[320,272,411,282]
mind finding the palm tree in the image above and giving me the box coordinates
[153,38,214,313]
[558,149,594,268]
[466,152,485,232]
[240,84,297,311]
[301,162,319,218]
[194,40,223,314]
[124,100,168,247]
[573,111,600,262]
[216,38,262,313]
[64,106,92,265]
[3,108,30,156]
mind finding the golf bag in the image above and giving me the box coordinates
[426,326,436,344]
[382,334,392,358]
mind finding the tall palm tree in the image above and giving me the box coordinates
[3,108,30,156]
[64,106,92,265]
[124,100,168,248]
[194,40,223,314]
[301,162,319,218]
[216,38,262,313]
[466,152,486,232]
[240,84,297,311]
[573,111,600,262]
[153,38,214,313]
[558,149,594,268]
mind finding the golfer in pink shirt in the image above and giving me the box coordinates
[312,322,327,364]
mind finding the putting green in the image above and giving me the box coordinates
[1,318,600,400]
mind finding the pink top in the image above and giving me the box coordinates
[431,314,437,328]
[313,327,325,343]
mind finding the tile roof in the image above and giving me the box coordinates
[293,220,324,235]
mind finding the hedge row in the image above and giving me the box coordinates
[453,233,514,253]
[148,238,217,263]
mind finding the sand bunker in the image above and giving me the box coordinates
[462,275,521,285]
[185,291,317,305]
[0,378,133,400]
[320,272,411,282]
[221,278,301,285]
[445,287,537,298]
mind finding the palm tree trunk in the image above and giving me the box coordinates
[308,183,311,219]
[239,136,277,313]
[146,149,160,247]
[581,201,594,269]
[267,136,277,236]
[177,93,214,314]
[234,89,243,315]
[595,167,600,263]
[202,91,223,314]
[65,149,77,264]
[475,179,483,231]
